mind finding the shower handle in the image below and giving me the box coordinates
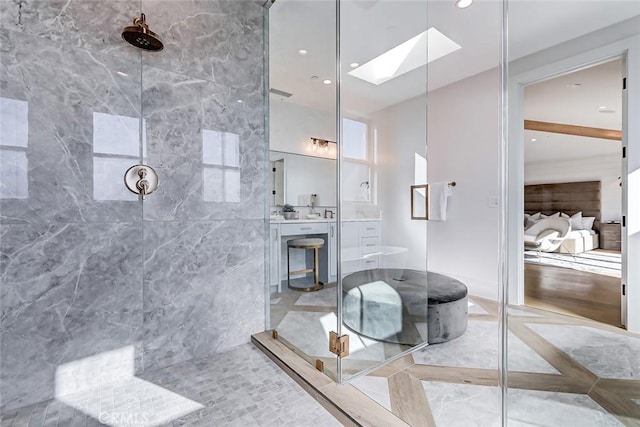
[124,164,159,199]
[136,169,150,197]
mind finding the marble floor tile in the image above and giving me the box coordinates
[423,382,501,427]
[508,389,623,427]
[0,344,341,427]
[413,320,558,374]
[468,299,490,315]
[527,324,640,379]
[294,287,337,307]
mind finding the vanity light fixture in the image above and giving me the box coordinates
[311,137,335,153]
[455,0,472,8]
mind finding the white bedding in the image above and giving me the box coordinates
[557,230,599,254]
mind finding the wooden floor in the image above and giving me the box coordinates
[525,262,622,328]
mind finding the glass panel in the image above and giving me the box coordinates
[338,7,506,427]
[508,2,640,426]
[267,0,339,379]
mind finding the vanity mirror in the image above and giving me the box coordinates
[269,151,336,207]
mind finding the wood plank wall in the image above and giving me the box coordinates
[524,181,602,231]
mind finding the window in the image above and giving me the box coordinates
[202,129,241,203]
[0,97,29,199]
[92,112,144,201]
[342,118,372,202]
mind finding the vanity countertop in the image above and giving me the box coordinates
[269,217,380,224]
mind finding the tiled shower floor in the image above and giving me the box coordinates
[0,345,341,427]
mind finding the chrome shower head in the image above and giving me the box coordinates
[122,14,163,51]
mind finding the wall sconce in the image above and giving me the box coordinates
[311,137,335,153]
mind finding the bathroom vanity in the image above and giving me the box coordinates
[269,218,381,292]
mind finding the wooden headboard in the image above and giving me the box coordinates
[524,181,601,231]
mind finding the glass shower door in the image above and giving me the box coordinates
[266,0,340,379]
[337,8,506,427]
[337,0,432,381]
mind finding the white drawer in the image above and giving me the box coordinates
[359,222,380,237]
[280,222,328,236]
[360,257,379,270]
[361,237,379,255]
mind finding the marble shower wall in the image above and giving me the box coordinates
[0,0,266,412]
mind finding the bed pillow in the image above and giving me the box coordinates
[525,215,541,229]
[524,214,531,228]
[582,216,596,230]
[569,211,583,230]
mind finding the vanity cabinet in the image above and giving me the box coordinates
[341,220,381,274]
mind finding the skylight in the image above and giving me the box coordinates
[348,28,461,85]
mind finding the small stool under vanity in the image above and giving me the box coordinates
[287,238,325,291]
[269,218,381,293]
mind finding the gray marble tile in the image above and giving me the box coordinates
[528,324,640,379]
[508,389,623,426]
[0,0,141,62]
[423,381,500,427]
[0,28,143,225]
[294,287,337,307]
[142,220,265,370]
[141,0,264,90]
[413,320,559,374]
[0,222,143,412]
[141,64,265,222]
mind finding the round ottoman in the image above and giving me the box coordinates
[342,269,468,345]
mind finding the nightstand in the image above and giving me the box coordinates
[600,223,622,251]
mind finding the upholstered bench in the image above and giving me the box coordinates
[342,269,468,345]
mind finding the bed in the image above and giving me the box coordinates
[524,181,601,255]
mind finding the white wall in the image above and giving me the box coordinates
[372,68,502,299]
[269,97,336,158]
[373,96,427,271]
[525,155,622,222]
[426,68,502,300]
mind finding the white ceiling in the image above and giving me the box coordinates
[524,58,622,164]
[269,0,640,116]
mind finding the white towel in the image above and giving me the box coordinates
[429,182,453,221]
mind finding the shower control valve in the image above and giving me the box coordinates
[124,164,159,199]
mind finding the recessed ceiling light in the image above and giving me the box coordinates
[455,0,473,8]
[567,83,582,88]
[310,75,319,80]
[350,62,359,68]
[298,49,308,55]
[530,138,537,142]
[599,106,608,109]
[237,99,243,103]
[599,108,616,114]
[117,71,128,77]
[348,27,461,86]
[322,79,332,85]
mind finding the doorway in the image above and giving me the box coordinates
[522,59,624,327]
